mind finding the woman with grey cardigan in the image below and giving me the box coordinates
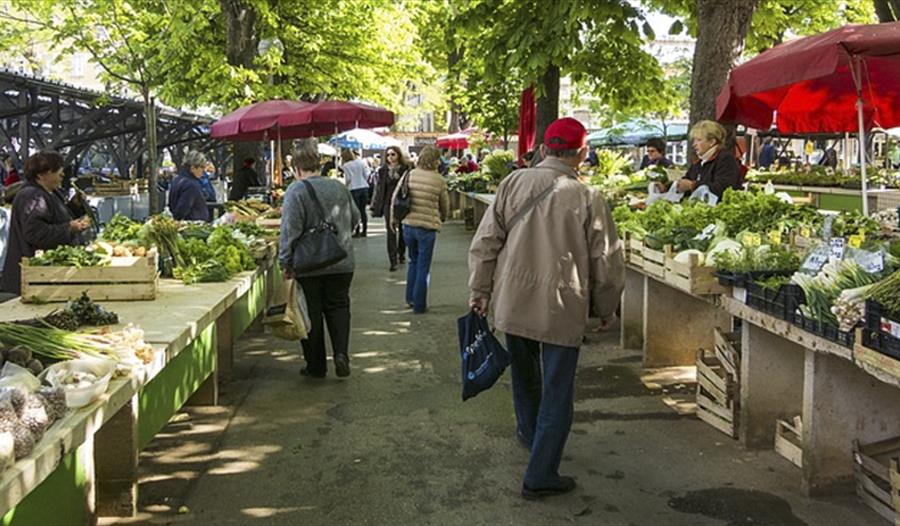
[279,139,361,378]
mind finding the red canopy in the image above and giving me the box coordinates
[210,100,313,141]
[211,100,395,141]
[277,100,395,134]
[436,128,475,149]
[716,22,900,133]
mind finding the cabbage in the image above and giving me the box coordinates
[674,249,705,265]
[706,239,742,265]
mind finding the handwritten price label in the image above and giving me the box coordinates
[800,227,812,238]
[742,232,762,247]
[830,237,846,261]
[768,230,783,245]
[848,235,863,249]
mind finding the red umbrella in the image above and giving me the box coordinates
[210,100,313,141]
[517,87,536,164]
[716,21,900,214]
[277,100,395,134]
[436,128,476,149]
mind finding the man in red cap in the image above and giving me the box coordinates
[467,117,625,500]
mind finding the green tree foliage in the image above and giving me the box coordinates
[745,0,875,52]
[453,0,667,139]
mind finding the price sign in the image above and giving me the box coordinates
[830,237,846,261]
[768,230,783,245]
[696,223,717,241]
[848,235,863,249]
[801,245,830,273]
[855,250,884,274]
[742,232,762,247]
[800,227,812,238]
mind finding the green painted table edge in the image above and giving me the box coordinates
[1,443,90,526]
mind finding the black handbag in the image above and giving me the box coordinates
[290,180,348,274]
[391,172,411,222]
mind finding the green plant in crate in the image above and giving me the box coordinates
[480,151,515,182]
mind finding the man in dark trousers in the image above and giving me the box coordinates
[229,158,261,201]
[468,117,625,500]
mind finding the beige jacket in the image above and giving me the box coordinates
[467,158,625,348]
[392,168,450,231]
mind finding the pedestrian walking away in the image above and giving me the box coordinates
[280,139,361,378]
[392,145,449,314]
[467,117,625,500]
[371,145,410,271]
[341,149,370,237]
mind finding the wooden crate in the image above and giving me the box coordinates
[664,253,730,295]
[853,436,900,524]
[696,348,738,438]
[623,232,644,268]
[775,416,803,468]
[255,217,282,229]
[714,328,741,379]
[891,459,899,526]
[642,243,670,278]
[21,251,158,303]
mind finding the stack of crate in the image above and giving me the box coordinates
[696,328,741,438]
[852,436,900,524]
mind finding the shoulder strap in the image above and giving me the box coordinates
[301,179,329,222]
[506,177,560,230]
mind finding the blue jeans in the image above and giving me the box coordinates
[402,225,437,313]
[506,334,580,489]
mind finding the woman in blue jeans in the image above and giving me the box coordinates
[391,146,449,313]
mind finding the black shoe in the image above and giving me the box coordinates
[300,367,325,379]
[352,232,362,238]
[521,476,576,500]
[389,264,398,272]
[361,232,367,237]
[334,354,351,377]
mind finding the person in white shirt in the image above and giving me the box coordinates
[341,149,370,237]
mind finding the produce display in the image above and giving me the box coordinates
[174,225,257,284]
[14,293,119,332]
[100,213,143,243]
[29,240,150,267]
[748,166,900,189]
[224,200,273,218]
[448,150,516,193]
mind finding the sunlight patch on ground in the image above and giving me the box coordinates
[351,351,383,358]
[390,321,411,327]
[362,359,430,374]
[242,506,316,518]
[207,460,261,475]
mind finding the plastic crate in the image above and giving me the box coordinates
[745,281,804,321]
[864,300,900,360]
[793,312,856,348]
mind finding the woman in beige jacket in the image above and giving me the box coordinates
[391,146,449,313]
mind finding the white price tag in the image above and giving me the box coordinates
[856,250,884,274]
[829,237,845,261]
[801,246,830,273]
[696,223,717,240]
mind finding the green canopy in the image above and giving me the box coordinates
[587,120,688,147]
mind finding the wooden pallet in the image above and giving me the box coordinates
[775,416,803,468]
[714,328,742,379]
[642,244,670,278]
[696,348,738,438]
[21,251,158,303]
[664,253,730,295]
[853,435,900,524]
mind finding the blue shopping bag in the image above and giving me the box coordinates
[458,311,511,401]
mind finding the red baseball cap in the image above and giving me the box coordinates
[543,117,587,150]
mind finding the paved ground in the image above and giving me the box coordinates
[105,219,882,526]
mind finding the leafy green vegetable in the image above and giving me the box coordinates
[101,214,142,243]
[30,246,106,267]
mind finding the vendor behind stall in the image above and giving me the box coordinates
[676,120,742,199]
[639,138,673,169]
[0,150,91,295]
[169,151,210,222]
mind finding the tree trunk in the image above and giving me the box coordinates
[448,47,464,132]
[689,0,759,160]
[874,0,900,21]
[535,64,560,148]
[221,0,262,186]
[143,92,159,214]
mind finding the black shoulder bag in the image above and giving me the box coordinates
[291,180,348,274]
[391,172,412,222]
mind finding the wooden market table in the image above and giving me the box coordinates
[621,263,900,497]
[0,256,278,525]
[452,190,495,228]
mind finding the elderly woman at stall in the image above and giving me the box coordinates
[1,150,91,295]
[675,120,742,200]
[169,151,210,221]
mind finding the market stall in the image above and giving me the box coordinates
[0,209,283,524]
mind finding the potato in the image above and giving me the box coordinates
[112,245,127,257]
[133,246,147,257]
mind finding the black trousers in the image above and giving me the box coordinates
[351,188,368,234]
[384,213,406,266]
[297,273,353,376]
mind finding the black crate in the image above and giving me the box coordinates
[793,312,856,348]
[863,300,900,360]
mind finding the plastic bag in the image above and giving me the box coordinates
[646,181,683,205]
[457,311,511,401]
[688,185,719,206]
[265,280,310,340]
[0,362,40,392]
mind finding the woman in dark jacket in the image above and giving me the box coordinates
[169,151,210,221]
[370,145,410,271]
[677,120,742,200]
[1,151,91,295]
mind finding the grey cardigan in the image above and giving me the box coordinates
[278,176,361,277]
